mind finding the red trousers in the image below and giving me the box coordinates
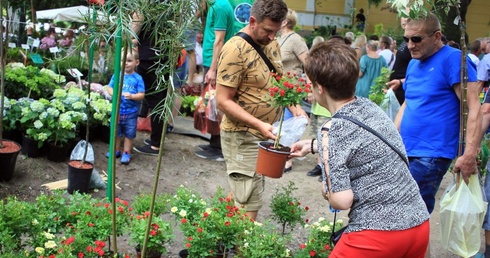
[330,220,429,258]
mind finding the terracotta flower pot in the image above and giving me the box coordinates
[256,141,290,178]
[0,140,21,181]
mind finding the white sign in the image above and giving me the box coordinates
[32,39,40,48]
[49,47,60,53]
[21,44,30,50]
[8,43,16,48]
[67,68,83,78]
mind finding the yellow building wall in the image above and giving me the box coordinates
[285,0,489,42]
[467,0,490,40]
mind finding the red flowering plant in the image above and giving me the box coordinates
[294,217,343,258]
[267,72,311,149]
[270,181,308,234]
[181,188,252,257]
[129,212,174,256]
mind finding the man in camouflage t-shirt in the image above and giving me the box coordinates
[215,0,298,220]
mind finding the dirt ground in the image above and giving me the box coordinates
[0,116,480,257]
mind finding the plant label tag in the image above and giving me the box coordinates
[21,44,30,50]
[67,68,83,78]
[49,47,60,53]
[30,54,44,65]
[453,16,460,25]
[27,37,34,46]
[80,51,86,58]
[32,39,40,48]
[8,43,16,48]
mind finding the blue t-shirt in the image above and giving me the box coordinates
[109,72,145,115]
[401,45,477,159]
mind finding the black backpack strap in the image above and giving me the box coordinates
[236,32,275,73]
[333,114,409,167]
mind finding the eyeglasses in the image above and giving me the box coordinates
[403,30,439,43]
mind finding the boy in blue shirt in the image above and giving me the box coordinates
[106,49,145,164]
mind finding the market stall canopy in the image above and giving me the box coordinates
[36,5,108,23]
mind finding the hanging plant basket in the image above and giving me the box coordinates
[256,141,290,178]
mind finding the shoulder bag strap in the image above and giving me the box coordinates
[388,53,395,67]
[236,32,275,73]
[279,32,295,47]
[333,114,409,167]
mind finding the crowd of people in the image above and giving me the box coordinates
[37,0,489,256]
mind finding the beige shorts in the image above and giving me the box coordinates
[221,130,264,211]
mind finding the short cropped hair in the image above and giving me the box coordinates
[406,13,441,35]
[285,9,297,30]
[380,36,392,49]
[251,0,288,23]
[305,41,359,100]
[470,39,481,53]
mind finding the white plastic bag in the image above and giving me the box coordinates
[440,175,487,257]
[272,116,308,147]
[380,89,400,121]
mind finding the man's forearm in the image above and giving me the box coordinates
[210,39,224,71]
[464,82,483,156]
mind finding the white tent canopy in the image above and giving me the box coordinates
[36,5,107,23]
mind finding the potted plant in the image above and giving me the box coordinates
[235,220,292,258]
[256,72,311,178]
[294,217,343,258]
[179,188,251,258]
[270,181,308,234]
[0,11,22,181]
[45,107,85,162]
[21,98,51,158]
[130,214,173,258]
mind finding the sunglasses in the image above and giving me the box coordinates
[403,30,439,43]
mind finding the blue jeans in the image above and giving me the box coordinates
[409,157,452,214]
[116,112,138,139]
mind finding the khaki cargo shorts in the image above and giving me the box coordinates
[221,130,264,211]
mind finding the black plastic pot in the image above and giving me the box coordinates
[67,160,93,194]
[0,140,21,181]
[21,135,43,158]
[47,142,69,162]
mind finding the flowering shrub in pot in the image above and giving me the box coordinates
[266,72,311,149]
[179,188,251,257]
[130,213,174,257]
[270,181,308,234]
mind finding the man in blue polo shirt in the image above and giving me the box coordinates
[395,13,481,216]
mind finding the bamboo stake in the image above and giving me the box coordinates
[456,3,467,187]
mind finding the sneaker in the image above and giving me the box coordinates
[133,145,160,156]
[195,149,224,162]
[167,125,174,133]
[106,150,121,159]
[120,152,131,165]
[197,144,214,152]
[144,138,151,146]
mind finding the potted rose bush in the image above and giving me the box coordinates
[256,72,311,178]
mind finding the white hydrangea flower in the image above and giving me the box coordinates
[30,101,45,113]
[33,120,43,129]
[37,133,48,142]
